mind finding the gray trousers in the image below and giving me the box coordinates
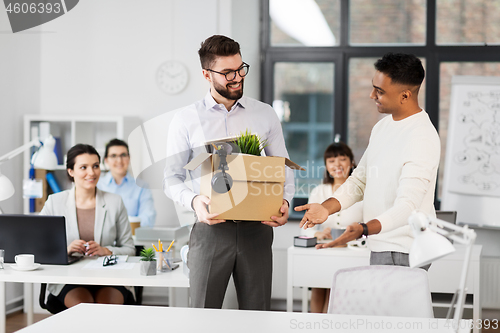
[187,221,273,310]
[370,251,431,271]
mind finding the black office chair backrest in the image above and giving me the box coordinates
[39,283,67,314]
[436,211,457,224]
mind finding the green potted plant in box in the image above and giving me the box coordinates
[139,247,156,276]
[233,129,268,156]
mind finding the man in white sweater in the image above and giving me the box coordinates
[296,53,440,267]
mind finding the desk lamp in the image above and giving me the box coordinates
[408,211,476,333]
[0,135,58,208]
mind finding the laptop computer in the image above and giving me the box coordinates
[0,214,81,264]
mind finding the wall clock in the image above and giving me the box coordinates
[156,61,189,95]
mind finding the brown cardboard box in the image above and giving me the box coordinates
[184,152,303,221]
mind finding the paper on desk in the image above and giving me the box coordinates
[82,255,135,270]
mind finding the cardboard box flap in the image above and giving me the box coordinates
[285,158,305,171]
[214,154,286,182]
[184,153,211,171]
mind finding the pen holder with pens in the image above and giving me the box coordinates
[155,251,173,272]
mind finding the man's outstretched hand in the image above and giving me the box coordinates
[295,203,329,229]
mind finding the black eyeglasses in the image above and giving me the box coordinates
[108,153,129,160]
[103,255,117,266]
[205,63,250,81]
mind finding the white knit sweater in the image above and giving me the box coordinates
[333,110,440,253]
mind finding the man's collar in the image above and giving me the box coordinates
[123,172,132,183]
[103,171,131,185]
[204,90,246,112]
[204,90,218,110]
[103,171,114,184]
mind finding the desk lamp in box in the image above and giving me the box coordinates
[0,135,58,212]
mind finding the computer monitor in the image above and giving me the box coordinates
[0,214,78,264]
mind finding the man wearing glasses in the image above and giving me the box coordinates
[164,35,294,310]
[98,138,156,228]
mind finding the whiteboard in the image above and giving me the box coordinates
[441,76,500,228]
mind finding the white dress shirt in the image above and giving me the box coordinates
[163,91,295,211]
[98,171,156,227]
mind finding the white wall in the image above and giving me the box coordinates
[0,0,260,307]
[1,0,261,227]
[4,1,499,312]
[0,3,43,311]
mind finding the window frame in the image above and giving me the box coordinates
[260,0,500,207]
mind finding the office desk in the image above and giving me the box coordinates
[287,245,482,333]
[0,257,189,333]
[17,303,472,333]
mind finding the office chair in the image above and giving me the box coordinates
[328,265,434,318]
[39,283,67,314]
[134,245,145,304]
[435,211,457,224]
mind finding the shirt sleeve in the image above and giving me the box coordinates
[263,108,295,203]
[163,111,198,210]
[338,201,364,227]
[138,187,156,227]
[375,134,440,233]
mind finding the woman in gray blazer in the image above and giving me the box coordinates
[40,144,135,309]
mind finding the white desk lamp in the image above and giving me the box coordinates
[408,211,476,333]
[0,135,58,203]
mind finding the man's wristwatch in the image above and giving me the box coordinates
[358,222,369,237]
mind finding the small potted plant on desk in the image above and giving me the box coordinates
[140,247,156,276]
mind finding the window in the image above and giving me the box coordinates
[270,0,340,46]
[436,0,500,45]
[261,0,500,207]
[273,62,334,195]
[350,0,426,45]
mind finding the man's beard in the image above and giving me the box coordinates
[213,79,244,101]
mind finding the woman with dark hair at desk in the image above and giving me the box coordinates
[303,142,363,313]
[40,144,135,309]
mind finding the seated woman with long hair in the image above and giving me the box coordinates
[41,144,135,308]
